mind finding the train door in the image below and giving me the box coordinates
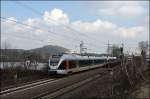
[64,60,69,69]
[76,60,79,68]
[89,60,91,69]
[92,59,94,66]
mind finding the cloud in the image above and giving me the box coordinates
[23,18,41,27]
[99,6,145,18]
[71,19,117,33]
[2,17,17,29]
[43,8,69,25]
[2,17,25,33]
[3,8,146,38]
[1,9,72,49]
[4,17,17,23]
[117,6,145,18]
[35,29,46,36]
[139,16,149,28]
[71,18,148,39]
[113,26,147,38]
[85,1,147,18]
[1,8,149,51]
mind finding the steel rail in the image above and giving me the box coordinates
[1,78,50,91]
[0,78,56,95]
[32,71,109,99]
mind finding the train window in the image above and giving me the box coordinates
[96,60,98,64]
[94,60,97,65]
[50,59,59,66]
[76,61,79,67]
[84,60,89,66]
[68,60,77,69]
[78,60,89,67]
[52,55,62,58]
[92,59,105,65]
[98,59,104,64]
[89,60,93,65]
[78,60,81,67]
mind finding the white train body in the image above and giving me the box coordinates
[49,54,116,75]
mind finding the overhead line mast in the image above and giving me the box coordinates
[80,41,87,54]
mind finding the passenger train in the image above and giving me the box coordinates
[48,53,117,75]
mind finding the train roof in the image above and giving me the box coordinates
[60,54,116,61]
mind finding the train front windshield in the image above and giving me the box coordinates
[50,55,62,66]
[51,59,59,66]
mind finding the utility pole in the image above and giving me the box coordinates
[80,41,83,54]
[80,41,84,54]
[105,40,113,57]
[121,43,124,56]
[107,40,110,56]
[80,41,87,54]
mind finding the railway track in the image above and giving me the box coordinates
[1,78,50,91]
[0,68,108,98]
[0,62,120,99]
[0,78,57,95]
[38,63,120,99]
[39,71,109,99]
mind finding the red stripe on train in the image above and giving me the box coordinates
[64,60,69,69]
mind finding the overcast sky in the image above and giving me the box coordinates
[1,1,149,54]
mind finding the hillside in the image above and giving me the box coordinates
[1,45,69,61]
[29,45,69,55]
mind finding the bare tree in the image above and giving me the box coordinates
[22,52,42,70]
[1,41,12,69]
[109,45,121,57]
[1,41,12,49]
[138,41,148,59]
[138,41,148,52]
